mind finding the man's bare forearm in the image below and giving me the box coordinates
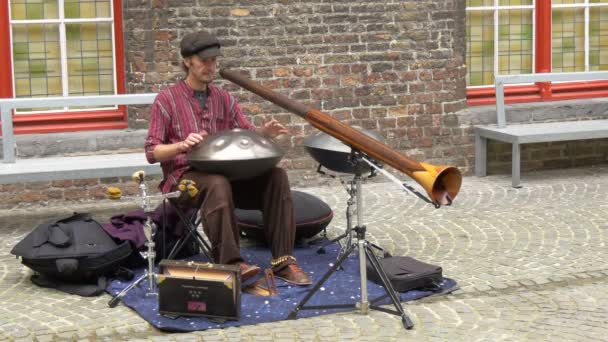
[153,143,184,162]
[152,132,206,162]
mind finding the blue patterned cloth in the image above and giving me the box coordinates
[106,241,458,332]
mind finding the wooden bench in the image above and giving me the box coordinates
[474,71,608,188]
[0,94,161,184]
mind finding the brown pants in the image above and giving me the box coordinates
[175,167,296,265]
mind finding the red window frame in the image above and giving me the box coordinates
[0,0,127,135]
[467,0,608,106]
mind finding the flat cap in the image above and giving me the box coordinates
[180,31,221,58]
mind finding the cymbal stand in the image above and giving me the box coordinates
[287,150,414,330]
[316,159,387,262]
[316,173,355,258]
[108,172,181,308]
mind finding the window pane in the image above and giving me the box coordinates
[467,0,494,6]
[10,0,118,115]
[467,10,495,86]
[589,7,608,71]
[11,24,62,98]
[499,0,533,5]
[498,9,534,76]
[66,23,115,97]
[10,0,59,20]
[553,0,585,4]
[65,0,111,19]
[552,8,586,72]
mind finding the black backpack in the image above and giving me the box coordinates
[11,212,133,296]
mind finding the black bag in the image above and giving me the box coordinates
[11,212,133,296]
[367,256,443,292]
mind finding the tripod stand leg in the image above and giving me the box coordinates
[287,242,357,320]
[316,231,348,254]
[108,273,148,308]
[364,246,414,329]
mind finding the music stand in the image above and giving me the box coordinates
[287,150,415,330]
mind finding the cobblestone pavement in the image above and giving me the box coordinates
[0,166,607,341]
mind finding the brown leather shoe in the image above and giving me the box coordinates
[274,262,312,286]
[238,263,261,282]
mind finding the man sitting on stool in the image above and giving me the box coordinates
[144,31,312,286]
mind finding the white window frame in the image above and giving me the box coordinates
[8,0,118,114]
[552,0,608,72]
[466,0,537,88]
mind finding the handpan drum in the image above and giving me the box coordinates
[187,129,284,180]
[303,127,384,174]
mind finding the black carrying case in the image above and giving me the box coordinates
[11,212,132,296]
[367,256,443,292]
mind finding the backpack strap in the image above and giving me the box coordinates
[30,212,90,248]
[47,224,72,247]
[46,212,96,247]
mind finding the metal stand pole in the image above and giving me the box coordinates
[107,215,158,307]
[106,172,205,308]
[143,217,157,295]
[316,177,356,258]
[107,171,176,308]
[287,151,414,329]
[355,174,369,313]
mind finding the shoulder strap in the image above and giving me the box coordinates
[47,212,95,247]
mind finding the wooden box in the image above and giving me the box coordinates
[157,260,241,320]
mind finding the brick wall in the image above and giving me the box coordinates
[485,139,608,174]
[3,1,606,209]
[122,0,470,172]
[0,176,162,210]
[1,1,473,209]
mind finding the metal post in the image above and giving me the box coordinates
[475,134,487,177]
[512,143,521,188]
[1,105,15,163]
[495,81,507,128]
[355,174,369,314]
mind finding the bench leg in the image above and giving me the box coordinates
[475,134,487,177]
[512,143,522,188]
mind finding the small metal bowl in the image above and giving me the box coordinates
[303,127,384,174]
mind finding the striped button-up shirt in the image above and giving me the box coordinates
[145,80,256,192]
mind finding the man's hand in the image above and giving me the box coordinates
[177,131,208,153]
[259,118,289,139]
